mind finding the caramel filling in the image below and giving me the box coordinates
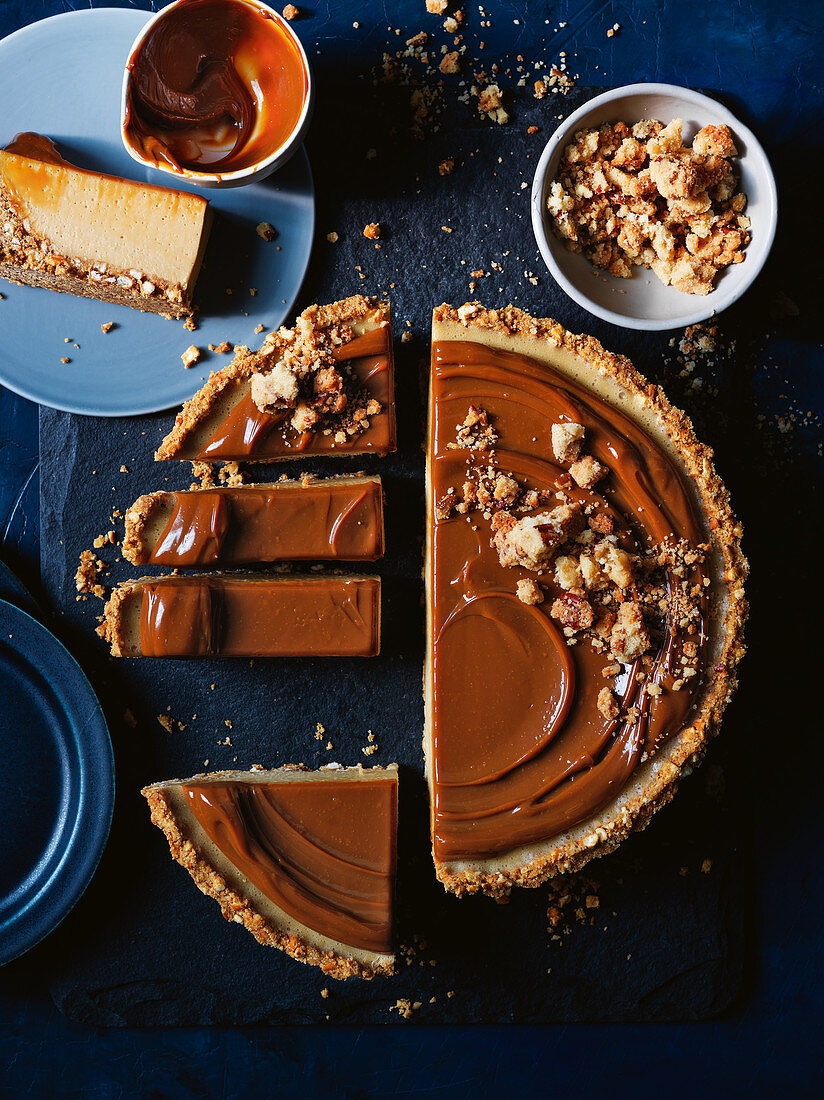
[199,328,395,460]
[123,0,308,173]
[150,481,383,565]
[429,340,707,863]
[139,575,380,657]
[183,778,396,953]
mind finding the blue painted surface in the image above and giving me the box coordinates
[0,0,822,1094]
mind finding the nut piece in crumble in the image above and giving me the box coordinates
[492,503,584,571]
[516,577,543,605]
[610,600,650,663]
[551,421,585,463]
[546,118,750,294]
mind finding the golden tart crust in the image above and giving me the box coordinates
[426,303,747,898]
[143,765,397,981]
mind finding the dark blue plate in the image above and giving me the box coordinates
[0,597,114,965]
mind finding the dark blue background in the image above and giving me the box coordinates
[1,1,822,1094]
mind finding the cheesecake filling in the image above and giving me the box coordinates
[430,339,709,863]
[138,575,380,657]
[148,480,383,565]
[182,777,396,954]
[0,132,209,310]
[199,327,395,460]
[124,0,309,173]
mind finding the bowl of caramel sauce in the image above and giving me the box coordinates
[121,0,313,187]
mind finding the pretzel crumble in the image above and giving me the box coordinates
[547,119,750,294]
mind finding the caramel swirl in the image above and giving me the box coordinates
[124,0,308,173]
[150,480,383,565]
[138,575,380,657]
[430,340,707,862]
[183,778,396,953]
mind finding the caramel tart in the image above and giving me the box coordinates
[426,303,747,897]
[156,295,395,462]
[102,573,380,658]
[143,764,397,980]
[123,475,384,567]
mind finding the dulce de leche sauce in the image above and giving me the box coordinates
[123,0,309,173]
[182,777,396,953]
[430,340,708,863]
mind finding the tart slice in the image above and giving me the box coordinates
[122,475,384,566]
[143,765,397,979]
[156,295,395,462]
[426,303,747,898]
[101,573,380,657]
[0,133,210,318]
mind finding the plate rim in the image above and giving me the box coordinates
[0,595,114,966]
[0,6,316,417]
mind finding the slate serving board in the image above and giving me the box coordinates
[38,82,750,1025]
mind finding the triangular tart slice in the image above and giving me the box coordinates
[426,303,747,897]
[156,295,395,462]
[143,765,397,979]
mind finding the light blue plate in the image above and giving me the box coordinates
[0,597,114,966]
[0,9,315,417]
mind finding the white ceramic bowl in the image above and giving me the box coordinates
[120,0,314,189]
[531,83,777,331]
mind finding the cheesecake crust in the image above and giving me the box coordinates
[143,765,397,980]
[426,303,748,898]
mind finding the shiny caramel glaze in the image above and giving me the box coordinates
[198,328,395,460]
[123,0,308,173]
[124,574,380,657]
[429,339,708,864]
[181,775,396,954]
[142,478,383,565]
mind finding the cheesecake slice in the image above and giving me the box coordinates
[0,132,211,318]
[122,475,384,566]
[143,765,397,980]
[425,303,747,897]
[156,295,395,461]
[102,573,380,657]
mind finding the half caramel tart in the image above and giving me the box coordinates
[142,764,398,980]
[122,475,384,567]
[156,295,395,462]
[101,572,380,658]
[426,303,747,898]
[0,133,210,318]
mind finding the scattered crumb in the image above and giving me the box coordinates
[256,221,278,241]
[181,345,201,369]
[320,988,329,999]
[254,324,266,334]
[363,222,381,240]
[123,708,137,728]
[282,4,299,19]
[701,858,713,874]
[101,322,115,333]
[438,157,455,176]
[326,231,339,243]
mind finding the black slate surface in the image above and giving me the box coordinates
[38,81,751,1025]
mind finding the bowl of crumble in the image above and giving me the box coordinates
[531,83,777,331]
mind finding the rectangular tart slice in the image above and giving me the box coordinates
[102,573,380,657]
[143,764,397,980]
[122,476,384,566]
[0,133,211,318]
[425,303,746,898]
[155,295,395,461]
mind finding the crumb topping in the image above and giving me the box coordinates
[547,119,750,295]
